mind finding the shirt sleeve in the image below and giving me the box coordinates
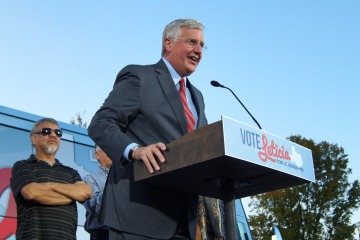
[73,169,82,183]
[83,174,102,215]
[10,161,37,197]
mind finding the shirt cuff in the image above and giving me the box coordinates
[123,143,139,161]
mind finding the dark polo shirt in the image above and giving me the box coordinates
[10,154,82,240]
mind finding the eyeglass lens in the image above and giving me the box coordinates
[35,128,63,137]
[188,39,205,49]
[176,38,207,50]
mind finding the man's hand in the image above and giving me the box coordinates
[50,181,92,202]
[132,142,166,173]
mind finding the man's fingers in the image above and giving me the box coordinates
[134,143,166,173]
[143,155,159,174]
[155,142,167,151]
[143,161,154,173]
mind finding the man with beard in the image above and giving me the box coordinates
[10,117,92,239]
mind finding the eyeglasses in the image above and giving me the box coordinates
[33,128,63,137]
[177,38,207,51]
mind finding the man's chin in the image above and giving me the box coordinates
[45,146,58,154]
[186,65,198,75]
[185,68,196,76]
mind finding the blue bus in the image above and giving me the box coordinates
[0,105,253,239]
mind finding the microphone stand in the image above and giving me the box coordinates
[211,81,262,130]
[211,80,262,240]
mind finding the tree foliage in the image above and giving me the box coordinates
[248,135,360,240]
[70,112,87,128]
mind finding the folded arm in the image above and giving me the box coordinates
[50,181,92,203]
[21,181,92,205]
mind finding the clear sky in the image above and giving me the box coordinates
[1,0,359,229]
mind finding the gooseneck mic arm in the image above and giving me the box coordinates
[210,80,262,130]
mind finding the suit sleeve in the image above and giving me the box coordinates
[88,65,141,163]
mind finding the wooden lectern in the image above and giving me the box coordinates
[134,117,315,240]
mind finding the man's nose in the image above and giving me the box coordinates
[193,43,203,53]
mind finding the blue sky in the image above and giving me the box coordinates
[1,0,359,227]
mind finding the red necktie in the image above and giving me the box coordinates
[180,78,203,240]
[179,78,195,132]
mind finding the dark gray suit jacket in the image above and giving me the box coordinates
[88,59,208,239]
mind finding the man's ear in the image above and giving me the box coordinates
[94,151,100,162]
[30,134,36,146]
[164,38,172,51]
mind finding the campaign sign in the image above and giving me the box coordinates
[222,116,315,182]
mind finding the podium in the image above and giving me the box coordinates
[134,116,315,240]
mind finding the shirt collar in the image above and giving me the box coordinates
[162,57,187,87]
[30,154,62,166]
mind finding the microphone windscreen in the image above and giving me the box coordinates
[210,80,221,87]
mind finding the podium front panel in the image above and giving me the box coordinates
[134,118,315,199]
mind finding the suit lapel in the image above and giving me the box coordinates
[155,60,189,135]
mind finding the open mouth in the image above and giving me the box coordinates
[188,56,198,64]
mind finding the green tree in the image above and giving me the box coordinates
[70,111,87,128]
[248,135,360,240]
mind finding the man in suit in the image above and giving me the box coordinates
[88,19,224,240]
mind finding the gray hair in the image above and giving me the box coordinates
[30,117,60,135]
[95,144,101,152]
[161,19,205,56]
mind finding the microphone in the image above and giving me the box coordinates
[210,80,262,129]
